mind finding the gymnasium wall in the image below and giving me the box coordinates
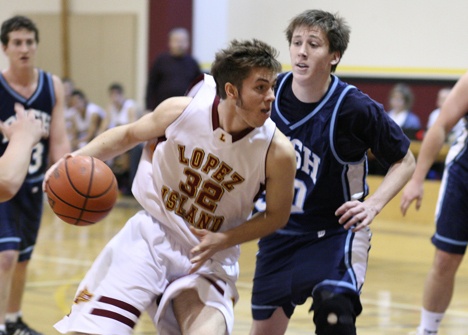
[193,0,467,125]
[0,0,148,108]
[0,0,467,117]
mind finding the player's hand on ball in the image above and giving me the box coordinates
[189,226,228,274]
[43,153,74,191]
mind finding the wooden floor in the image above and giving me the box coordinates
[20,176,468,334]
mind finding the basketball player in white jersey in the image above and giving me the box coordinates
[45,39,296,335]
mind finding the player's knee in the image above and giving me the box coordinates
[0,250,19,271]
[313,294,357,335]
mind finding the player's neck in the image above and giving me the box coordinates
[3,66,37,88]
[217,100,253,138]
[291,73,331,103]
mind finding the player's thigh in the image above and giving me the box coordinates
[173,288,226,335]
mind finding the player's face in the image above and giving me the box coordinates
[2,29,37,69]
[389,91,405,112]
[109,89,123,106]
[289,25,339,82]
[234,68,276,128]
[169,31,189,57]
[71,95,86,112]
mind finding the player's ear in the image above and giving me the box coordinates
[225,83,238,99]
[330,51,340,66]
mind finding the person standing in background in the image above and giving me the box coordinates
[145,27,202,111]
[401,71,468,335]
[102,82,141,195]
[0,15,70,335]
[68,89,105,150]
[61,77,75,140]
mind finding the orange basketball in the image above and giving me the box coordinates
[45,155,119,226]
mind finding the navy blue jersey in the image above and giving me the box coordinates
[0,69,55,180]
[255,72,409,232]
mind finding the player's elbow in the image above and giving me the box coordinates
[0,180,21,202]
[268,210,290,232]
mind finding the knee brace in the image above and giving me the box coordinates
[313,294,358,335]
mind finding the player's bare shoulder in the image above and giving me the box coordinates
[150,96,192,122]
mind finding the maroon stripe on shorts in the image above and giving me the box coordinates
[91,308,136,329]
[200,274,225,296]
[98,296,141,317]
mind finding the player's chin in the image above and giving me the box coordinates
[254,114,270,127]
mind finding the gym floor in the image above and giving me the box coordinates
[21,176,468,334]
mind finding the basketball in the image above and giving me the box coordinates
[45,155,119,226]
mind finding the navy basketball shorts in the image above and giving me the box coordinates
[432,162,468,255]
[251,226,371,320]
[0,179,44,261]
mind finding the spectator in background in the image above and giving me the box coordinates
[369,83,420,176]
[145,27,202,111]
[427,87,465,144]
[69,89,105,150]
[61,77,75,143]
[425,87,465,179]
[102,82,142,195]
[387,83,422,136]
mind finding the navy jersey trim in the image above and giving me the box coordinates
[329,85,359,165]
[274,72,340,130]
[0,69,52,106]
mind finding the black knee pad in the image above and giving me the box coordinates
[313,294,358,335]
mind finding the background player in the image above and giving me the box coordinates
[0,15,70,335]
[47,39,296,335]
[401,71,468,335]
[0,103,46,202]
[249,9,415,335]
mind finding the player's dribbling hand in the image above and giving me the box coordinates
[335,200,378,232]
[189,226,228,274]
[42,153,74,192]
[400,179,424,216]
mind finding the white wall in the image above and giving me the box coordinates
[0,0,148,105]
[193,0,468,79]
[1,0,467,106]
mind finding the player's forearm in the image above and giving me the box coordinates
[366,150,415,213]
[219,211,289,249]
[0,139,35,201]
[411,126,446,183]
[74,125,137,161]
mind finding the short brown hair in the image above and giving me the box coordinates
[211,39,281,99]
[1,15,39,46]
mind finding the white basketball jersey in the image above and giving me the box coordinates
[133,74,276,265]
